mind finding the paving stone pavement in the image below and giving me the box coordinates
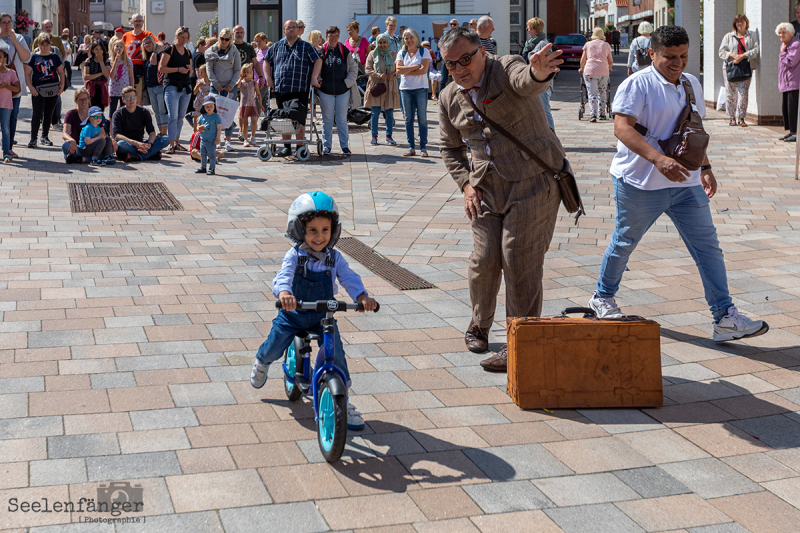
[1,56,800,532]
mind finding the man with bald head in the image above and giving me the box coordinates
[476,16,497,55]
[438,26,565,372]
[263,20,322,157]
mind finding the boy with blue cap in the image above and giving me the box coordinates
[79,106,116,166]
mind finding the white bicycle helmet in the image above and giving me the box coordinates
[286,191,342,248]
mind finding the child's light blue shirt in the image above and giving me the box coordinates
[272,247,368,301]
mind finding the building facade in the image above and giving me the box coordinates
[142,0,211,40]
[89,0,140,30]
[214,0,560,57]
[60,0,91,37]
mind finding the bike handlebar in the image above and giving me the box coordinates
[275,299,380,313]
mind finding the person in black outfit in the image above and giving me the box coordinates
[82,41,110,110]
[318,26,358,156]
[611,27,621,55]
[159,27,193,153]
[24,33,64,147]
[112,86,170,161]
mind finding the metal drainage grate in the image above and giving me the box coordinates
[69,183,184,213]
[337,237,435,291]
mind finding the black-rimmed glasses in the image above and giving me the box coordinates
[443,46,480,70]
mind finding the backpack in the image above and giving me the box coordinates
[635,37,652,67]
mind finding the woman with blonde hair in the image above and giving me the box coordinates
[627,21,653,76]
[579,27,613,122]
[159,26,193,153]
[364,33,399,146]
[396,28,430,156]
[719,14,760,126]
[107,36,134,116]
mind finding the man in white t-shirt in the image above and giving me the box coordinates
[589,26,768,343]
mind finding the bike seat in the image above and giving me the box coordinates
[297,330,321,342]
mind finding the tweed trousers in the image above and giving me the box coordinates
[468,169,561,329]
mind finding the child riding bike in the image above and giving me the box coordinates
[250,191,377,430]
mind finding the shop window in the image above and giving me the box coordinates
[510,12,520,25]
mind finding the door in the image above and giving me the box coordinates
[249,0,281,42]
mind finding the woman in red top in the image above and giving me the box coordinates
[344,21,369,65]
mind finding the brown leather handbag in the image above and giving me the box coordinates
[369,82,386,97]
[635,80,709,171]
[463,96,585,224]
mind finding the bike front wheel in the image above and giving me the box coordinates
[283,340,303,401]
[317,380,347,463]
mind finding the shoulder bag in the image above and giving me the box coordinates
[726,35,752,83]
[634,79,709,171]
[462,95,585,224]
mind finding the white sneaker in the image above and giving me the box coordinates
[225,141,236,152]
[347,401,365,430]
[713,306,769,342]
[250,361,269,388]
[588,291,625,318]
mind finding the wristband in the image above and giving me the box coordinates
[700,164,712,171]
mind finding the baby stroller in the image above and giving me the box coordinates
[578,76,613,120]
[258,88,322,161]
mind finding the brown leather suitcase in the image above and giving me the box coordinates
[507,307,663,409]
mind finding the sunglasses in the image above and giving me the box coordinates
[122,95,136,101]
[90,114,103,119]
[220,37,230,41]
[450,23,458,26]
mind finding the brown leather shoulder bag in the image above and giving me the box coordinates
[462,96,585,224]
[635,79,709,171]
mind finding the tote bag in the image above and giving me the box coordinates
[215,94,239,130]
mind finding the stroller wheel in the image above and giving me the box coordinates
[317,140,323,157]
[579,109,584,120]
[297,146,311,162]
[257,145,272,161]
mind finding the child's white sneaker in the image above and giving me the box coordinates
[347,401,365,430]
[250,361,269,388]
[713,306,769,342]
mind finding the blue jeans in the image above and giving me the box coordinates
[318,91,349,151]
[211,87,237,139]
[164,85,191,144]
[199,139,216,170]
[147,85,169,128]
[116,136,171,160]
[9,96,20,147]
[256,311,350,387]
[597,177,733,321]
[541,84,554,130]
[0,107,11,157]
[370,106,394,137]
[400,88,428,150]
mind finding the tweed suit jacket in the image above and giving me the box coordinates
[439,54,566,192]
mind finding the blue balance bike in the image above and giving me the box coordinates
[277,299,380,463]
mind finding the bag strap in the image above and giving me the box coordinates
[737,36,746,55]
[635,78,698,136]
[461,91,561,177]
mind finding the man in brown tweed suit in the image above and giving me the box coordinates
[438,26,565,372]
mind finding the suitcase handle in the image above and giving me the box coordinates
[560,307,597,318]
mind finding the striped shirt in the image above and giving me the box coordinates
[264,38,322,94]
[480,37,497,55]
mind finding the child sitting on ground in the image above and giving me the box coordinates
[195,95,221,175]
[78,106,116,166]
[250,191,377,430]
[235,63,262,147]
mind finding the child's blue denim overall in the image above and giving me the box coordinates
[255,256,350,386]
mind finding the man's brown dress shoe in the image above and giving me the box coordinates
[480,344,507,373]
[465,321,489,353]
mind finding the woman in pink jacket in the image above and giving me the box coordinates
[777,22,800,142]
[579,27,613,123]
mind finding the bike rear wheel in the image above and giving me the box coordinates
[317,380,347,462]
